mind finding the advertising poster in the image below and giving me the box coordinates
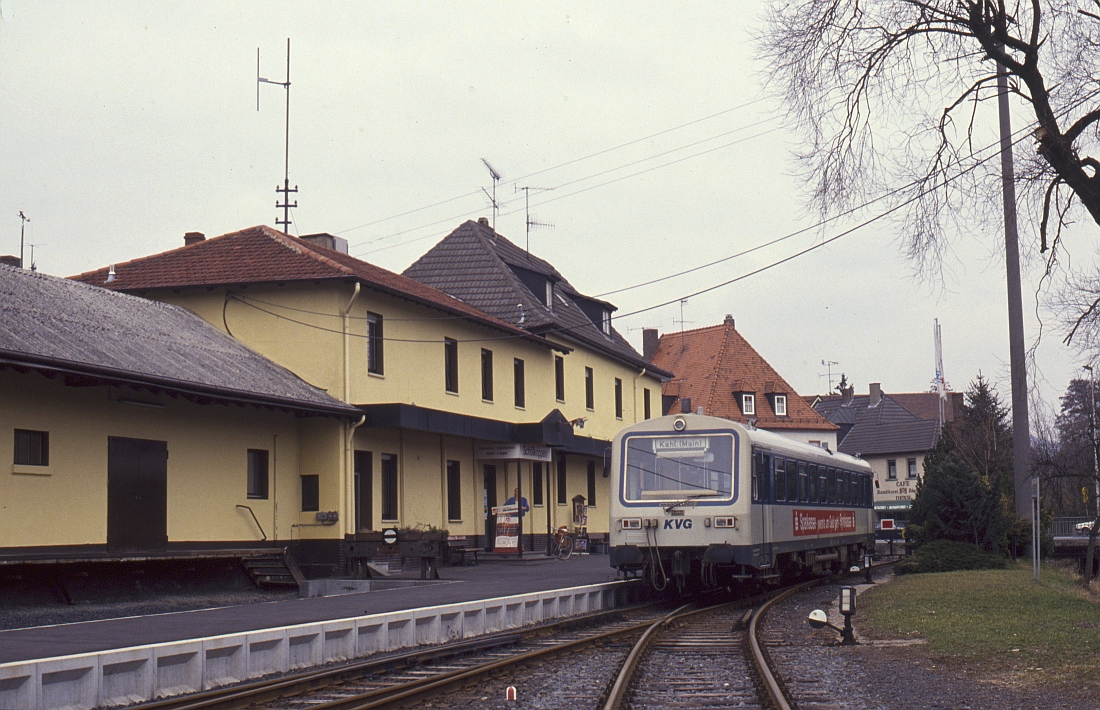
[792,510,857,536]
[493,502,520,552]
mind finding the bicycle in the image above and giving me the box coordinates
[548,525,574,560]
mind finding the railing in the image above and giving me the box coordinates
[236,504,268,541]
[1050,517,1092,537]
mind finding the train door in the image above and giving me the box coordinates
[754,451,773,567]
[483,464,497,551]
[107,437,168,552]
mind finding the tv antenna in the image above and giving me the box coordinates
[258,39,297,234]
[674,299,693,352]
[18,211,29,269]
[820,359,840,392]
[28,241,44,272]
[480,158,502,232]
[516,185,554,253]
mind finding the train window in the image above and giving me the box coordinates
[819,467,829,504]
[827,468,836,504]
[797,462,808,502]
[786,459,798,503]
[773,457,786,501]
[753,451,768,502]
[843,471,852,504]
[622,433,735,502]
[807,464,818,503]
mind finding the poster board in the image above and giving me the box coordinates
[492,502,520,553]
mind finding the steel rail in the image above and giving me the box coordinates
[132,603,658,710]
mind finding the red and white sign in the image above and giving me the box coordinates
[792,510,857,536]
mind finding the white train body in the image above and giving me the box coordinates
[609,413,875,589]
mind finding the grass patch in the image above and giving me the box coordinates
[860,561,1100,685]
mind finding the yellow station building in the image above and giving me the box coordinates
[0,264,359,566]
[72,223,669,564]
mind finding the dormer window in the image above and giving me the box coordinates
[601,310,611,335]
[742,394,755,416]
[774,395,787,416]
[546,281,554,310]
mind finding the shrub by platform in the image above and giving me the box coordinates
[895,540,1008,575]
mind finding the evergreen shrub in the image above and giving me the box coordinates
[895,539,1008,575]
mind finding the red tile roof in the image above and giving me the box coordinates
[650,317,837,431]
[69,225,554,348]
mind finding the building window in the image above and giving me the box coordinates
[447,460,461,522]
[367,312,384,375]
[557,455,567,505]
[585,367,594,410]
[381,453,398,521]
[587,460,597,507]
[444,338,458,394]
[514,358,525,408]
[643,388,651,420]
[545,280,553,309]
[742,394,755,416]
[13,429,48,466]
[907,458,917,479]
[247,449,269,499]
[533,462,544,506]
[300,475,319,512]
[601,310,611,335]
[614,378,623,419]
[887,460,897,480]
[774,395,787,416]
[555,356,565,401]
[481,349,494,401]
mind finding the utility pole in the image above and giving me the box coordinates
[1086,364,1099,519]
[18,211,29,268]
[996,68,1032,531]
[258,39,297,233]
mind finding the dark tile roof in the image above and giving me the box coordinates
[649,318,837,431]
[402,220,668,375]
[69,225,553,351]
[813,393,940,455]
[0,264,359,415]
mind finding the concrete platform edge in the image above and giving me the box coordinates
[0,579,646,710]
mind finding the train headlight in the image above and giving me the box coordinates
[673,417,687,431]
[620,518,642,530]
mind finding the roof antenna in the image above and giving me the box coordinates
[258,40,298,234]
[516,185,554,253]
[674,298,693,353]
[18,211,29,269]
[480,158,502,232]
[28,241,44,273]
[820,360,840,392]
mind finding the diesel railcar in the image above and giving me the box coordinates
[609,413,875,592]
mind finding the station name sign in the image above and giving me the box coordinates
[792,510,857,536]
[475,444,552,461]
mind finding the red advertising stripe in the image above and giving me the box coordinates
[792,509,857,536]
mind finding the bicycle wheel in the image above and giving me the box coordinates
[558,536,574,560]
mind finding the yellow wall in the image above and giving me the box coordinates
[867,453,925,511]
[0,369,345,548]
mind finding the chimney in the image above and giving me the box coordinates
[869,382,882,407]
[184,232,205,246]
[300,233,349,254]
[841,384,854,406]
[0,255,20,268]
[477,217,490,227]
[680,398,692,414]
[724,314,735,328]
[642,328,659,362]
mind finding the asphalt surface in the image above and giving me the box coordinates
[0,554,620,664]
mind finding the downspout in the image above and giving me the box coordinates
[346,414,366,536]
[343,282,362,537]
[632,367,647,423]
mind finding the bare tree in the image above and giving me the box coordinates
[759,0,1100,279]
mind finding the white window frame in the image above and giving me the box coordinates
[887,459,897,480]
[774,394,787,416]
[545,280,553,309]
[907,458,917,479]
[601,310,611,335]
[742,394,755,416]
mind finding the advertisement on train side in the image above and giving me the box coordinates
[792,510,857,536]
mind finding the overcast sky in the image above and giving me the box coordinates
[2,2,1093,415]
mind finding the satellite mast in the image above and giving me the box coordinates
[18,211,29,269]
[516,185,553,253]
[934,318,947,427]
[258,39,297,234]
[480,158,501,232]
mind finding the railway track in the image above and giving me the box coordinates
[134,564,892,710]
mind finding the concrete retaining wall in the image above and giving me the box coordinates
[0,580,644,710]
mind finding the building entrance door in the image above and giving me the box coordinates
[483,464,497,551]
[107,437,168,552]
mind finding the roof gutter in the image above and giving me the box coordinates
[344,282,361,403]
[0,352,360,418]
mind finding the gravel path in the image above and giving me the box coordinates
[766,570,1095,709]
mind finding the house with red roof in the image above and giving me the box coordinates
[644,316,839,449]
[71,224,655,563]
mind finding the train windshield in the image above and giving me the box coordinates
[622,434,735,502]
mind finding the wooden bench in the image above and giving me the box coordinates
[447,536,480,566]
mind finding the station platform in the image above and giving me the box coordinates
[0,553,619,664]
